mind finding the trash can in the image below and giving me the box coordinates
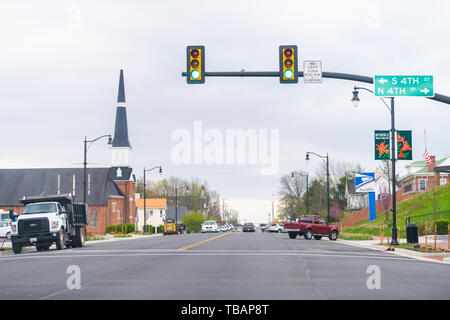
[406,223,419,244]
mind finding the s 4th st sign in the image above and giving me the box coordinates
[374,75,434,97]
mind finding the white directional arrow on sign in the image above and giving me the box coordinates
[420,88,430,94]
[378,78,388,84]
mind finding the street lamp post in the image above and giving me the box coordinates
[306,152,330,223]
[291,171,309,215]
[143,166,162,234]
[83,135,112,204]
[351,87,398,245]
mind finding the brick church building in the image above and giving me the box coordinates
[0,70,136,235]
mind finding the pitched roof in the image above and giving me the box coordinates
[136,198,167,209]
[414,158,448,174]
[0,168,124,206]
[112,70,131,148]
[117,69,125,103]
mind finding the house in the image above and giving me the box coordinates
[399,155,449,194]
[0,70,135,235]
[345,170,396,212]
[135,198,167,231]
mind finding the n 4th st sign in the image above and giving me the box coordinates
[374,75,434,97]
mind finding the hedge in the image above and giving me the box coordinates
[106,223,135,234]
[143,225,165,234]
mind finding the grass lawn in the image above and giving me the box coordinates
[343,183,450,238]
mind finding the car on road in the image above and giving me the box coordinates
[259,223,268,232]
[284,215,339,240]
[242,222,255,232]
[0,220,11,240]
[201,221,219,233]
[278,222,287,233]
[266,223,282,233]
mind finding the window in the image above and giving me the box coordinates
[150,210,153,216]
[90,209,98,229]
[160,210,163,217]
[418,179,426,191]
[320,220,327,225]
[440,178,447,186]
[22,203,57,214]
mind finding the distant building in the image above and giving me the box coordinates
[0,70,135,235]
[166,206,188,224]
[135,198,167,231]
[399,155,449,194]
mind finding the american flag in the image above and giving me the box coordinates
[424,150,432,165]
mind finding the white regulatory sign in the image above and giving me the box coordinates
[303,60,322,83]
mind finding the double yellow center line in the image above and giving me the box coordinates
[178,232,233,251]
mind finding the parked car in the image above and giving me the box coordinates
[266,223,282,233]
[0,220,11,240]
[242,222,255,232]
[201,221,219,233]
[284,215,339,240]
[278,222,287,233]
[259,223,268,232]
[0,211,11,222]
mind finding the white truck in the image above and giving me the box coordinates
[10,194,89,254]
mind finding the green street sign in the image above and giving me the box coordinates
[374,130,390,160]
[397,130,412,160]
[374,75,434,97]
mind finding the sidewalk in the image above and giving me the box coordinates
[337,236,450,265]
[0,233,164,255]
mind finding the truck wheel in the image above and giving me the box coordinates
[56,229,65,250]
[12,244,22,254]
[329,230,338,241]
[304,229,313,240]
[6,232,11,240]
[288,232,297,239]
[75,227,86,248]
[314,235,322,240]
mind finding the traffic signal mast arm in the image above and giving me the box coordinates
[181,70,450,105]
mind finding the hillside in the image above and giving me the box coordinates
[343,183,450,237]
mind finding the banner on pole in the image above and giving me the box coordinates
[397,130,412,160]
[374,130,390,160]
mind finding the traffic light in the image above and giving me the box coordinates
[279,45,298,83]
[187,45,205,84]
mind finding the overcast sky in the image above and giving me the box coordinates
[1,0,449,223]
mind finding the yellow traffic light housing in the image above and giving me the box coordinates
[279,45,298,83]
[187,45,205,84]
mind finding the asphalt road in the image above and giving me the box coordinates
[0,231,449,300]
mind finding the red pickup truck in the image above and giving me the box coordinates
[284,215,339,240]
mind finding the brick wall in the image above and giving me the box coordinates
[114,180,136,225]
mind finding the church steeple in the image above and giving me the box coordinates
[111,69,132,167]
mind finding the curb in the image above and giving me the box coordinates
[336,240,450,265]
[86,234,163,244]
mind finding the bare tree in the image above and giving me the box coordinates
[278,172,308,220]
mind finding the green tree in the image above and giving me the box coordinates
[182,211,205,233]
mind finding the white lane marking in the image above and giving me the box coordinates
[0,252,414,262]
